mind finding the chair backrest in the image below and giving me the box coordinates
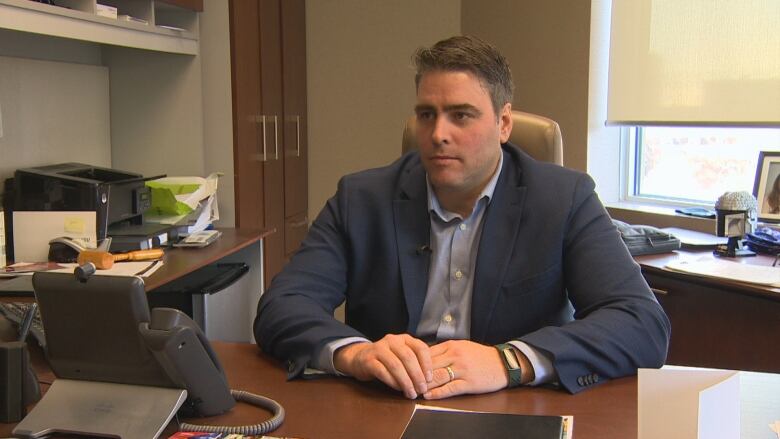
[401,110,564,165]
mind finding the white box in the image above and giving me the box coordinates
[639,367,740,439]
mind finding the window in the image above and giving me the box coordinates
[603,0,780,208]
[626,127,780,206]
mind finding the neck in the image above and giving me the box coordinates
[436,188,481,218]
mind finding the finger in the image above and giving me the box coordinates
[379,355,418,399]
[387,340,430,396]
[407,337,434,384]
[363,358,402,391]
[429,340,451,357]
[423,379,465,400]
[426,366,454,390]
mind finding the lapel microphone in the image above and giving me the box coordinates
[416,244,432,255]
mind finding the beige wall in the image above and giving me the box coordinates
[305,0,461,222]
[461,0,592,172]
[200,0,236,228]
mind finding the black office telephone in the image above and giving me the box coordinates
[23,270,284,436]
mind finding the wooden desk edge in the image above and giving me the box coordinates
[144,227,271,291]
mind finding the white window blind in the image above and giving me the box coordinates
[607,0,780,126]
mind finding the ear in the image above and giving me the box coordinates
[498,103,513,143]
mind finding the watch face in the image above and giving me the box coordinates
[502,347,521,370]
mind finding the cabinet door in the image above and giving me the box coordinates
[229,0,264,230]
[281,0,308,257]
[258,0,286,288]
[230,0,308,288]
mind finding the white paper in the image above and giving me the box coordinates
[665,259,780,286]
[639,367,740,439]
[12,211,96,263]
[698,373,740,439]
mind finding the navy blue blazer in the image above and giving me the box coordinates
[254,143,670,393]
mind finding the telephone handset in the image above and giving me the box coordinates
[139,307,285,434]
[139,308,235,416]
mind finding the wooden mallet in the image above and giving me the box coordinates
[77,248,165,270]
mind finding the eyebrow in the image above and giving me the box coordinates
[414,103,482,115]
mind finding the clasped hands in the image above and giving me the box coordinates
[333,333,512,400]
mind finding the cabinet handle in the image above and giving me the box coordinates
[255,115,267,162]
[295,115,301,157]
[289,218,308,228]
[651,288,669,296]
[273,115,279,160]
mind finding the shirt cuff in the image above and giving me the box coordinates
[508,340,557,386]
[314,336,370,375]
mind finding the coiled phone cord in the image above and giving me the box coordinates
[179,389,285,435]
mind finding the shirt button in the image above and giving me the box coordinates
[459,223,467,231]
[454,270,463,280]
[443,314,453,323]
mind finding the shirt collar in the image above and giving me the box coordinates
[427,150,504,221]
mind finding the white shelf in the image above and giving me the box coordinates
[0,0,198,55]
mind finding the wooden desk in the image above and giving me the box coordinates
[636,250,780,373]
[6,342,779,438]
[1,228,269,294]
[3,342,637,439]
[142,228,269,291]
[177,344,636,439]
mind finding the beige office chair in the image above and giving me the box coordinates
[401,110,564,165]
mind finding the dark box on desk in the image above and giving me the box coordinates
[0,342,25,422]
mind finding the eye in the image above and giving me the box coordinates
[452,111,472,122]
[416,111,434,121]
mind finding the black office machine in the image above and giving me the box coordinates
[10,163,168,253]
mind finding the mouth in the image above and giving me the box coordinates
[428,155,459,164]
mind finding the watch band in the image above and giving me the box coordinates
[495,343,523,388]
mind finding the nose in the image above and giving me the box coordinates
[430,115,451,146]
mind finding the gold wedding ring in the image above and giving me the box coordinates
[445,365,456,382]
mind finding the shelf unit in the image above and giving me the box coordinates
[0,0,199,55]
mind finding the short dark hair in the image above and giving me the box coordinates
[413,35,514,115]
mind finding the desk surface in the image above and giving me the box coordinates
[5,342,779,438]
[635,249,780,302]
[144,228,269,291]
[4,341,637,439]
[0,228,269,296]
[179,343,637,439]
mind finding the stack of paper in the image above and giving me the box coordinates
[665,258,780,286]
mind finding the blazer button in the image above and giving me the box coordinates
[577,376,585,386]
[593,374,600,383]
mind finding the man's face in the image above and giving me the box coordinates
[414,70,512,199]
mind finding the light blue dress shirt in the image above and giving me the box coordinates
[316,152,555,386]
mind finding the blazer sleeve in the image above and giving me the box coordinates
[254,176,366,378]
[519,173,671,393]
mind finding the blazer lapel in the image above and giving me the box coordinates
[470,154,526,342]
[393,162,431,333]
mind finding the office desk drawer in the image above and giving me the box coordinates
[644,271,780,373]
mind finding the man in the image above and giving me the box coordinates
[255,36,670,400]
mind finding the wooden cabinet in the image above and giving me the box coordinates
[229,0,307,288]
[637,252,780,373]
